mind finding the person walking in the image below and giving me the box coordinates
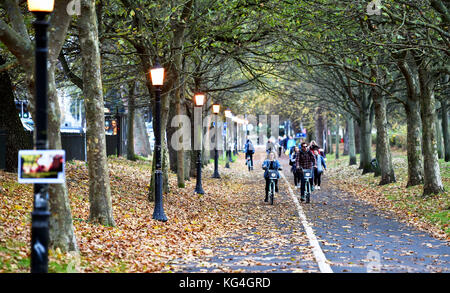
[287,136,296,158]
[244,139,255,170]
[266,139,276,155]
[290,145,302,189]
[309,140,320,152]
[296,142,316,202]
[313,150,327,190]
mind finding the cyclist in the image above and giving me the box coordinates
[266,139,276,155]
[296,142,316,202]
[244,139,255,170]
[262,151,282,203]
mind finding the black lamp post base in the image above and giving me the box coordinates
[152,170,168,222]
[152,210,168,222]
[212,173,221,179]
[194,187,205,194]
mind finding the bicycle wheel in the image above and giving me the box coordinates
[305,181,311,203]
[269,181,275,205]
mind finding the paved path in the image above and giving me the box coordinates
[168,148,449,273]
[166,149,319,273]
[279,154,450,273]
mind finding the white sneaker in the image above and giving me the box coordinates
[317,186,321,190]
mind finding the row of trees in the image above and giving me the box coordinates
[0,0,448,254]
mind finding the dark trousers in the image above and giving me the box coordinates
[293,169,302,186]
[246,153,254,168]
[314,169,322,186]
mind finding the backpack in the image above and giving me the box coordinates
[248,143,255,154]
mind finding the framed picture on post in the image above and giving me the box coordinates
[18,150,66,184]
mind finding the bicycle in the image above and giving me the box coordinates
[267,170,278,205]
[266,167,282,205]
[301,168,313,203]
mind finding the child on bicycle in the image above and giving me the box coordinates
[262,151,282,202]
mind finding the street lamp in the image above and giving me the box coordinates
[194,93,205,194]
[150,62,167,222]
[224,109,232,168]
[28,0,55,274]
[212,104,221,178]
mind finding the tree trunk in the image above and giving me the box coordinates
[397,56,424,187]
[335,114,340,159]
[47,61,79,251]
[133,108,151,157]
[328,120,333,154]
[79,0,115,226]
[175,83,186,187]
[347,115,357,165]
[404,99,424,186]
[315,107,325,148]
[418,64,444,195]
[0,55,32,172]
[359,95,373,174]
[167,93,178,173]
[127,81,136,161]
[354,119,361,154]
[47,0,79,251]
[442,98,450,162]
[435,113,444,159]
[343,120,349,156]
[373,88,395,185]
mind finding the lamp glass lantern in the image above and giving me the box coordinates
[150,64,165,86]
[213,104,220,114]
[27,0,55,12]
[194,93,205,107]
[224,109,232,118]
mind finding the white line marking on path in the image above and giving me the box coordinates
[280,171,333,273]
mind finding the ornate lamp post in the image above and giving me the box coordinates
[212,104,221,178]
[194,93,205,194]
[150,62,167,222]
[27,0,55,274]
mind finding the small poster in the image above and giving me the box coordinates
[18,150,66,184]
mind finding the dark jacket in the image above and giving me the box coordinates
[295,149,316,170]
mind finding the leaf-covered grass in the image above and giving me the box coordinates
[209,152,238,166]
[326,150,449,239]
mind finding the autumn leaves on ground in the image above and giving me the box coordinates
[0,149,448,273]
[0,151,312,272]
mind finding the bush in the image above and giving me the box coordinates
[389,133,407,150]
[372,130,407,150]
